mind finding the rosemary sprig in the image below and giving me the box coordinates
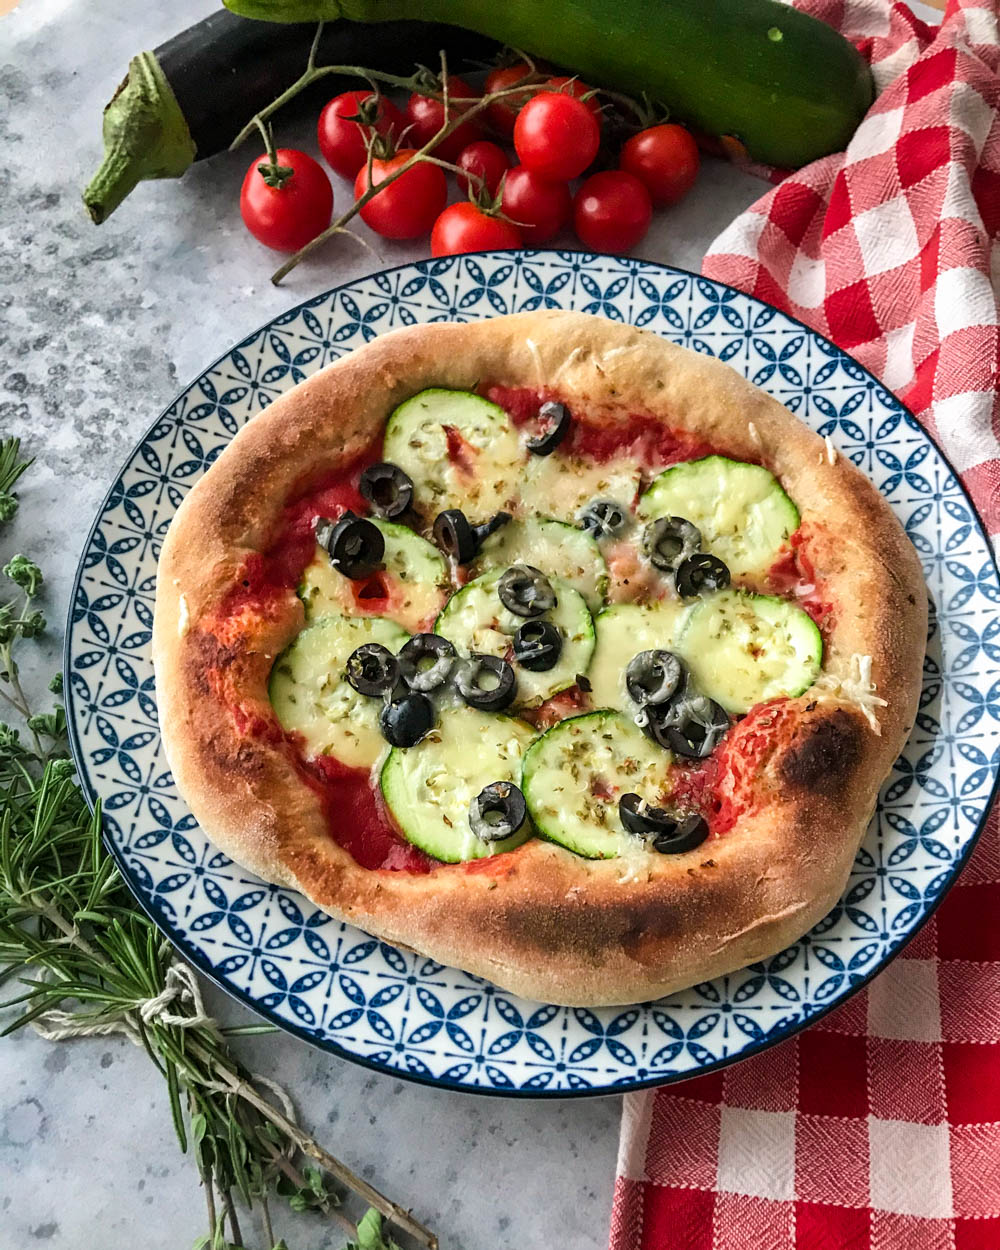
[0,437,434,1250]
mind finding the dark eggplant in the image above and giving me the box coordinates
[84,13,498,223]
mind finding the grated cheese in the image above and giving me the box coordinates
[824,435,838,465]
[748,421,761,446]
[177,594,190,637]
[815,653,887,735]
[524,337,545,386]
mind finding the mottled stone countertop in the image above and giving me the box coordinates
[1,2,763,1245]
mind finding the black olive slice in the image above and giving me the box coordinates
[455,653,517,711]
[618,794,709,853]
[471,510,513,547]
[625,650,683,706]
[578,499,628,540]
[642,516,702,573]
[469,781,528,842]
[512,620,563,672]
[397,633,456,693]
[646,694,729,758]
[497,564,557,617]
[675,553,731,599]
[325,511,386,580]
[345,642,400,698]
[650,813,709,854]
[433,508,478,564]
[359,462,414,520]
[618,792,675,837]
[380,691,435,748]
[525,400,571,456]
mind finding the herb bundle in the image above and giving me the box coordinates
[0,437,431,1250]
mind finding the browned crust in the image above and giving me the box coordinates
[152,311,927,1006]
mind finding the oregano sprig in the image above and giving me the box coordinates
[0,437,437,1250]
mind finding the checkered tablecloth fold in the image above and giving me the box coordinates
[705,0,1000,539]
[611,2,1000,1246]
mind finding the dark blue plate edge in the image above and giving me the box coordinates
[63,248,1000,1101]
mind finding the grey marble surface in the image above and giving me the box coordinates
[0,2,764,1245]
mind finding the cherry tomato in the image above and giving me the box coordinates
[405,75,482,162]
[455,140,510,198]
[240,148,333,253]
[620,124,700,207]
[573,170,652,253]
[544,77,603,128]
[354,150,447,240]
[430,202,522,256]
[514,91,600,182]
[484,63,535,137]
[501,165,572,245]
[317,90,404,179]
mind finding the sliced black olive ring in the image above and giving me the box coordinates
[397,633,456,693]
[645,694,730,758]
[325,511,386,580]
[642,515,702,573]
[472,510,513,546]
[455,653,517,711]
[432,508,512,564]
[359,462,414,520]
[469,781,528,842]
[675,552,731,599]
[345,643,400,698]
[512,619,563,672]
[525,400,571,456]
[625,649,684,707]
[380,691,435,748]
[619,793,709,853]
[578,499,628,540]
[497,564,557,617]
[433,508,478,564]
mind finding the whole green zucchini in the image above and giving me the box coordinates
[222,0,874,168]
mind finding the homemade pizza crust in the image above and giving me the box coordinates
[153,311,926,1006]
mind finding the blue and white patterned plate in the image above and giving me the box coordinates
[65,252,1000,1096]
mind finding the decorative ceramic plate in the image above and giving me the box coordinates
[66,252,1000,1096]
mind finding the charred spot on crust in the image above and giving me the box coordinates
[778,708,863,798]
[186,630,239,694]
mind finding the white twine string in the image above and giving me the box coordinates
[28,959,300,1141]
[30,960,216,1043]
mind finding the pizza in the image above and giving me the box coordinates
[152,310,926,1007]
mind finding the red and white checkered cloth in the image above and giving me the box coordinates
[704,0,1000,541]
[611,3,1000,1246]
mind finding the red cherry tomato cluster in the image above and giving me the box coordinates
[239,66,702,259]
